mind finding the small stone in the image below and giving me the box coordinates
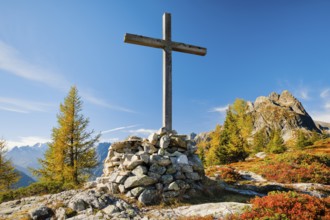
[149,164,166,175]
[115,175,129,184]
[174,171,186,180]
[108,171,120,182]
[148,172,161,180]
[138,189,160,205]
[168,182,180,191]
[158,148,165,155]
[172,136,187,149]
[177,155,189,164]
[123,155,144,170]
[189,155,205,172]
[185,172,201,181]
[126,191,133,198]
[157,157,172,166]
[103,205,119,215]
[68,199,87,211]
[119,184,126,193]
[127,136,142,141]
[124,175,158,189]
[176,180,190,190]
[161,174,174,184]
[140,153,150,163]
[107,182,120,194]
[163,191,180,198]
[142,142,158,154]
[150,155,161,164]
[181,164,193,173]
[157,127,168,135]
[148,133,159,144]
[160,135,170,149]
[170,151,183,157]
[132,165,148,176]
[166,165,177,174]
[130,187,145,197]
[111,141,127,150]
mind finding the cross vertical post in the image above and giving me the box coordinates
[163,13,172,131]
[124,13,206,132]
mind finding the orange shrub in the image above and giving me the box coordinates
[206,166,242,183]
[229,191,330,220]
[253,152,330,184]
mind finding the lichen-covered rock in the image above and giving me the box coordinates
[149,163,166,175]
[161,174,174,184]
[138,189,160,205]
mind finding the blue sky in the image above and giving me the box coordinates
[1,1,330,148]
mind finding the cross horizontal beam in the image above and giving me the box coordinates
[124,33,207,56]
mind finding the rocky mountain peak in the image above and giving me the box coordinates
[250,90,319,141]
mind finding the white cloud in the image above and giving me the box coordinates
[209,105,229,114]
[320,89,330,98]
[0,96,53,113]
[0,41,133,113]
[128,128,157,136]
[101,125,139,134]
[0,106,29,114]
[325,103,330,110]
[6,136,50,150]
[311,112,330,123]
[80,91,135,113]
[0,41,70,91]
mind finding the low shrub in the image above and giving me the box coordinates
[206,166,242,183]
[253,152,330,184]
[228,191,330,220]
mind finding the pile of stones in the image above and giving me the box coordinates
[97,130,205,205]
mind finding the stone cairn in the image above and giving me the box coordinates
[96,130,205,205]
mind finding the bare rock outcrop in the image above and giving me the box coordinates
[249,90,320,141]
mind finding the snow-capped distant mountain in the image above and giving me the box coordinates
[6,142,111,187]
[6,143,49,180]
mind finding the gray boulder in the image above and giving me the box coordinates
[149,163,166,175]
[29,206,54,220]
[138,189,160,205]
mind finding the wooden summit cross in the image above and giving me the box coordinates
[124,12,207,132]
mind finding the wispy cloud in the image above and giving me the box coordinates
[0,41,70,90]
[320,88,330,99]
[6,136,50,149]
[0,41,133,113]
[0,96,54,113]
[128,128,157,135]
[0,106,29,114]
[80,91,135,113]
[209,105,229,114]
[311,112,330,123]
[101,125,139,134]
[296,88,310,100]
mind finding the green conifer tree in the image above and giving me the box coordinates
[0,140,20,191]
[253,128,268,152]
[34,86,100,185]
[296,130,311,149]
[267,129,286,154]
